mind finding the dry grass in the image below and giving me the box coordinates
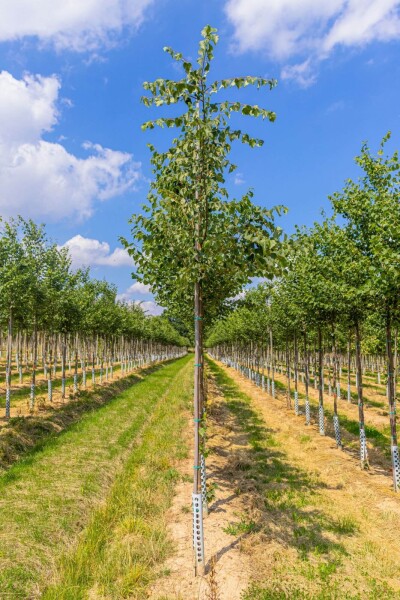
[208,359,400,600]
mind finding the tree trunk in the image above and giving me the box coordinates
[285,336,291,408]
[294,331,299,415]
[193,280,205,574]
[318,327,325,435]
[5,309,12,419]
[386,309,399,490]
[303,330,310,425]
[332,329,342,448]
[30,319,38,411]
[355,319,369,468]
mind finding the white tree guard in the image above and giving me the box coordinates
[318,404,325,435]
[391,445,400,492]
[272,380,275,398]
[294,391,299,416]
[48,379,52,402]
[73,374,78,393]
[360,426,368,464]
[333,415,342,448]
[192,492,205,570]
[305,397,310,425]
[30,384,35,409]
[5,388,10,417]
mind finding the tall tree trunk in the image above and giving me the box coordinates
[303,330,310,425]
[193,280,205,574]
[355,319,369,468]
[5,309,12,418]
[332,328,342,448]
[285,336,291,408]
[270,328,275,398]
[61,334,67,399]
[30,318,37,411]
[294,331,299,415]
[318,327,325,435]
[386,309,400,490]
[347,335,352,402]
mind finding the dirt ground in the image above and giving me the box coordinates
[151,358,400,599]
[150,375,252,600]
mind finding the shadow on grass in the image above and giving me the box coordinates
[207,359,352,565]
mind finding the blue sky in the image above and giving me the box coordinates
[0,0,399,313]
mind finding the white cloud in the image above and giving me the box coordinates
[127,282,152,294]
[117,283,163,315]
[62,234,134,268]
[234,172,245,185]
[139,300,164,316]
[325,100,345,114]
[0,71,141,221]
[0,0,155,52]
[117,281,152,300]
[281,59,317,88]
[225,0,400,85]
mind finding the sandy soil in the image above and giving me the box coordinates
[150,378,252,600]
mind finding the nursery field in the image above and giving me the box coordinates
[1,353,400,599]
[1,21,400,600]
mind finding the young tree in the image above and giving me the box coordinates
[0,219,30,417]
[123,25,285,572]
[332,134,400,488]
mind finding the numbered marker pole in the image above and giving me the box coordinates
[193,284,205,575]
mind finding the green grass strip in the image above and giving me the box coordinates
[0,355,192,599]
[42,355,193,599]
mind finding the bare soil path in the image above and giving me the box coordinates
[150,368,252,600]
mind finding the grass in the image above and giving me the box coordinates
[0,363,125,404]
[208,358,400,600]
[269,375,392,458]
[42,355,192,599]
[0,361,171,472]
[0,355,192,599]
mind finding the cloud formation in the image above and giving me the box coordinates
[117,282,163,315]
[0,71,141,221]
[225,0,400,85]
[0,0,154,51]
[62,234,134,268]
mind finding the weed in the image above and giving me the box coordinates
[223,518,257,536]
